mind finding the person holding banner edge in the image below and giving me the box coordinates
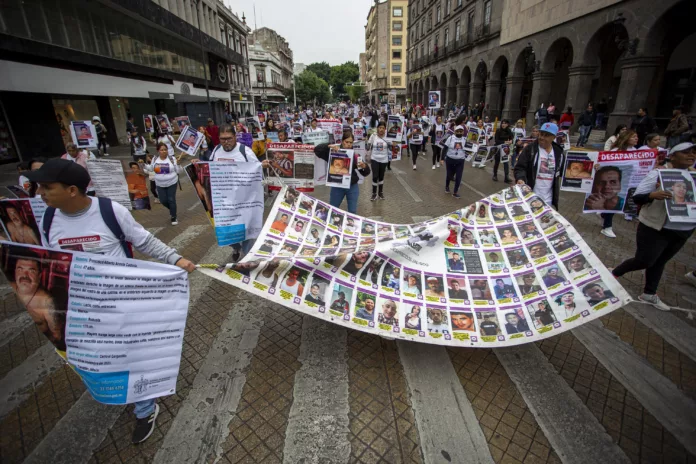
[25,158,196,444]
[611,142,696,311]
[514,123,565,210]
[441,125,468,199]
[493,119,514,183]
[366,122,392,201]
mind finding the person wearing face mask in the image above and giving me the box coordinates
[514,123,565,210]
[493,119,514,183]
[430,115,445,169]
[314,133,371,213]
[611,142,696,311]
[441,125,468,198]
[366,122,392,201]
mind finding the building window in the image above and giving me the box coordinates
[392,36,402,46]
[428,12,432,29]
[256,69,264,83]
[427,39,431,54]
[484,1,492,25]
[445,0,451,16]
[468,12,474,39]
[455,21,461,41]
[393,7,402,17]
[392,63,401,72]
[392,77,401,86]
[436,6,441,23]
[457,0,463,7]
[420,44,424,59]
[420,22,424,38]
[445,28,449,46]
[392,50,402,59]
[392,21,402,31]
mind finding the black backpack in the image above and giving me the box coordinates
[42,197,133,258]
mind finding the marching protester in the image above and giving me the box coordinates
[143,143,182,225]
[25,158,196,444]
[93,116,108,156]
[156,127,177,157]
[576,103,596,148]
[206,118,220,149]
[604,125,627,151]
[61,143,97,196]
[664,106,689,148]
[441,125,468,198]
[406,120,424,170]
[130,130,148,162]
[559,107,574,130]
[514,123,565,210]
[492,119,513,183]
[366,121,392,201]
[431,115,445,169]
[313,132,370,214]
[611,142,696,311]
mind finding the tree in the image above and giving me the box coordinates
[294,70,332,106]
[329,62,360,97]
[305,62,331,83]
[345,84,366,103]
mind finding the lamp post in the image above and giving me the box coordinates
[193,0,212,118]
[292,76,297,108]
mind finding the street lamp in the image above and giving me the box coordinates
[193,0,212,118]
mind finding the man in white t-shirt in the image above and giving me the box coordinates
[25,159,196,445]
[514,123,564,210]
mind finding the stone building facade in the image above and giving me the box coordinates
[406,0,693,134]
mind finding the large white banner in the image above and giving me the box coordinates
[199,185,632,347]
[0,242,190,404]
[86,159,132,211]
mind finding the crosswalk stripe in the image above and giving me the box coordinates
[624,302,696,363]
[147,226,165,236]
[166,225,208,250]
[282,317,350,463]
[398,342,494,464]
[393,173,423,202]
[0,343,63,418]
[495,343,630,464]
[154,299,264,463]
[574,321,696,455]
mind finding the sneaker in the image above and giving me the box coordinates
[445,189,450,194]
[132,403,159,444]
[378,193,385,200]
[370,194,377,201]
[452,193,461,199]
[154,198,160,204]
[171,218,178,225]
[413,166,417,170]
[492,176,498,181]
[638,293,670,311]
[601,227,616,238]
[685,271,696,288]
[432,165,437,170]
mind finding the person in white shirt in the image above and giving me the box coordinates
[366,122,392,201]
[143,143,182,225]
[441,125,468,198]
[156,129,177,157]
[26,158,195,445]
[406,121,424,170]
[514,123,565,210]
[61,143,97,196]
[430,116,445,169]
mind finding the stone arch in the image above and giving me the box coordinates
[581,22,627,118]
[490,55,509,118]
[471,60,488,112]
[418,80,425,106]
[542,37,574,116]
[440,72,448,105]
[511,46,537,119]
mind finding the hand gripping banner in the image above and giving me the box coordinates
[199,185,632,347]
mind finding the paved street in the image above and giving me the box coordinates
[1,146,696,464]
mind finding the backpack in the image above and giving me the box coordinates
[42,197,134,258]
[537,107,548,118]
[210,143,249,162]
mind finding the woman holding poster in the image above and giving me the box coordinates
[143,143,182,226]
[314,133,371,214]
[366,122,392,201]
[611,142,696,311]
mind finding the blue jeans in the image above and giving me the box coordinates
[134,399,155,419]
[577,125,592,146]
[156,183,178,220]
[595,113,605,128]
[329,183,360,214]
[602,213,614,229]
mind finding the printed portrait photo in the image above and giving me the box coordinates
[526,299,557,328]
[503,309,530,335]
[450,311,475,332]
[402,271,423,297]
[329,283,353,315]
[402,303,422,330]
[477,311,501,336]
[426,307,449,334]
[377,298,399,327]
[354,291,377,322]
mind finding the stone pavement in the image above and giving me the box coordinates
[1,144,695,464]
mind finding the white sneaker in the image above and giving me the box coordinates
[639,293,670,311]
[685,271,696,288]
[601,228,616,238]
[432,165,437,170]
[413,166,417,170]
[171,219,178,226]
[437,163,441,167]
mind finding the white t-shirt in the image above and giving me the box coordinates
[158,135,176,156]
[368,135,390,163]
[534,146,555,205]
[210,143,257,163]
[41,199,150,257]
[150,156,180,187]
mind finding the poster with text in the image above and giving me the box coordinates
[561,152,595,192]
[155,114,172,134]
[246,117,264,141]
[175,125,204,157]
[302,131,330,146]
[659,169,696,223]
[70,121,98,149]
[86,159,132,211]
[327,149,354,189]
[143,115,154,134]
[174,116,191,132]
[199,184,632,347]
[266,143,316,192]
[0,242,189,404]
[428,91,441,109]
[0,198,45,245]
[386,116,404,142]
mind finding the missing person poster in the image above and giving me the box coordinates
[143,115,155,134]
[302,131,330,146]
[555,130,571,151]
[386,115,404,142]
[428,91,441,109]
[246,117,264,141]
[70,121,98,149]
[327,149,354,189]
[86,159,132,211]
[0,198,45,246]
[175,126,204,157]
[266,143,316,192]
[580,150,658,215]
[659,169,696,223]
[561,152,595,192]
[185,161,264,246]
[174,116,191,132]
[317,119,342,144]
[198,184,631,347]
[155,114,172,134]
[0,242,190,405]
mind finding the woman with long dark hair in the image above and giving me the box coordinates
[143,142,182,225]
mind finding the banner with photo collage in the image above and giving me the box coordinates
[199,185,632,347]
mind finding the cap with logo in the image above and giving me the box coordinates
[668,142,695,156]
[539,122,559,136]
[25,158,91,192]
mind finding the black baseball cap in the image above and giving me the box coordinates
[25,158,91,192]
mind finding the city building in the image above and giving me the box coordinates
[0,0,252,164]
[250,27,294,110]
[359,53,368,84]
[294,63,307,76]
[364,0,410,105]
[406,0,693,134]
[217,4,254,117]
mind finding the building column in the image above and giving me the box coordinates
[485,80,502,120]
[526,72,554,129]
[456,84,468,106]
[565,65,597,132]
[607,56,662,137]
[448,85,456,107]
[469,82,483,109]
[501,76,524,122]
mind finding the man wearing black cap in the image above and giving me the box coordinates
[26,159,196,444]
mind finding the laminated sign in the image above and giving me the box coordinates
[199,185,632,347]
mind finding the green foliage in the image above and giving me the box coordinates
[304,61,361,99]
[305,62,331,83]
[294,70,332,105]
[345,84,366,103]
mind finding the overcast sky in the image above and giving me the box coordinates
[224,0,373,66]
